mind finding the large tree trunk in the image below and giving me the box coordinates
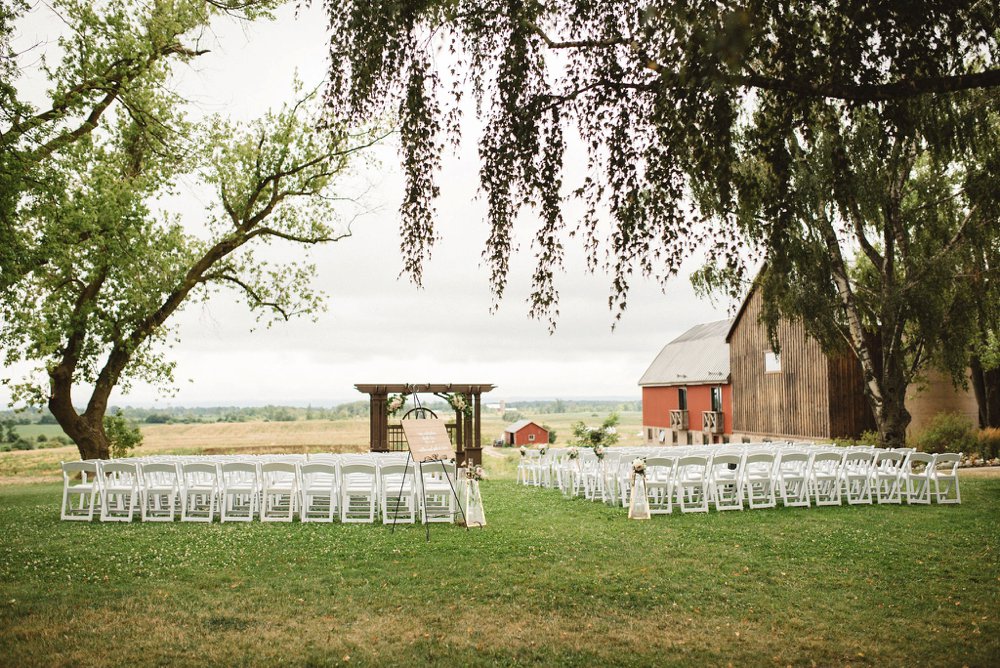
[971,355,1000,429]
[874,368,912,449]
[48,367,111,460]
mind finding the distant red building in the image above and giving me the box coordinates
[504,420,549,447]
[639,320,733,445]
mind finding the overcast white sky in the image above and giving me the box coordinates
[5,3,731,408]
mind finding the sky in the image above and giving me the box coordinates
[4,3,731,408]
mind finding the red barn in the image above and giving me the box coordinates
[504,420,549,447]
[639,320,733,445]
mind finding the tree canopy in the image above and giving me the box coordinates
[324,0,1000,444]
[1,0,383,458]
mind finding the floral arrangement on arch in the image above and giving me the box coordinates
[442,392,473,419]
[567,446,580,460]
[387,393,410,416]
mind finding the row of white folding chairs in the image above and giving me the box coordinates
[623,449,959,513]
[519,446,961,513]
[60,454,459,524]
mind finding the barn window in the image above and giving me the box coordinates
[678,387,688,410]
[711,386,723,413]
[765,350,782,373]
[528,433,536,442]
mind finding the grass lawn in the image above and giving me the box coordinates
[1,465,998,667]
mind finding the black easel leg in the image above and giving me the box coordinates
[391,451,413,534]
[421,461,430,542]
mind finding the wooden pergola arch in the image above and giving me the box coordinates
[355,383,496,466]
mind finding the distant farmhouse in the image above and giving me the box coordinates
[641,286,977,444]
[503,420,549,447]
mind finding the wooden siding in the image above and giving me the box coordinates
[729,289,832,438]
[730,288,876,439]
[826,353,876,439]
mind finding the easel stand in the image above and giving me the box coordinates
[390,452,468,542]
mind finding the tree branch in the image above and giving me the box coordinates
[637,52,1000,102]
[247,226,352,244]
[201,272,293,320]
[527,21,625,49]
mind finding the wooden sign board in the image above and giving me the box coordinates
[400,419,453,462]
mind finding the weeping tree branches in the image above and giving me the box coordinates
[324,1,1000,445]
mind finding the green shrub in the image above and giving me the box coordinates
[36,434,47,443]
[977,428,1000,460]
[51,435,70,445]
[830,430,880,447]
[914,412,978,454]
[11,438,34,451]
[0,443,10,452]
[103,411,144,458]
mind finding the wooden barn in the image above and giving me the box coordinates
[504,420,549,447]
[725,287,875,441]
[639,320,733,445]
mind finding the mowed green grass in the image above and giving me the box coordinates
[1,471,998,667]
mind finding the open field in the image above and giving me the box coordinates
[0,472,998,667]
[0,411,647,482]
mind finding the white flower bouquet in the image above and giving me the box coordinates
[594,445,605,459]
[466,465,486,481]
[567,446,579,460]
[632,457,647,475]
[519,444,527,457]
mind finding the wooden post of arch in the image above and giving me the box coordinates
[370,389,388,452]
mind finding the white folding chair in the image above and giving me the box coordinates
[775,451,810,507]
[298,462,338,522]
[841,450,875,505]
[675,455,711,513]
[419,460,457,524]
[809,451,844,506]
[902,452,934,504]
[340,461,378,523]
[871,451,904,504]
[517,450,537,486]
[260,462,298,522]
[139,462,181,522]
[99,461,140,522]
[709,453,744,511]
[644,455,676,515]
[742,452,777,509]
[220,462,259,522]
[60,461,100,521]
[379,461,417,524]
[180,462,220,522]
[931,453,961,504]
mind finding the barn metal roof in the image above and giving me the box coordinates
[638,319,733,387]
[504,419,545,434]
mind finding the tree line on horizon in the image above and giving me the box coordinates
[0,399,641,428]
